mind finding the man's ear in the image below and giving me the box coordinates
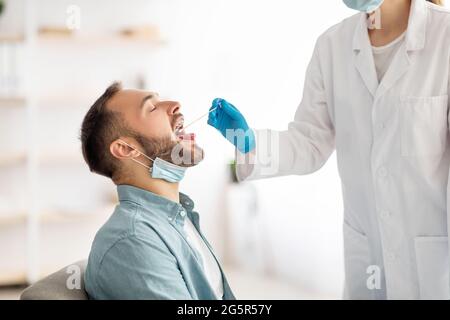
[110,139,140,160]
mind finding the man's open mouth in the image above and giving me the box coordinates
[174,116,185,135]
[174,116,195,141]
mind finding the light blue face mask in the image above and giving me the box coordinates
[119,139,187,183]
[343,0,384,12]
[150,157,187,183]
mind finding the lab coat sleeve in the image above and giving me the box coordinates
[447,59,450,294]
[94,234,193,300]
[236,39,335,181]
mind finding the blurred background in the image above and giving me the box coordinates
[0,0,418,299]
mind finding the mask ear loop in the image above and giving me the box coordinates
[118,139,155,172]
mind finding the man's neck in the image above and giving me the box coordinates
[118,176,180,203]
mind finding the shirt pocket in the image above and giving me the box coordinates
[400,95,448,157]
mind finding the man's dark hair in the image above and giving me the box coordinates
[80,82,126,179]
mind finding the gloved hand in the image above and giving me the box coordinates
[207,98,255,153]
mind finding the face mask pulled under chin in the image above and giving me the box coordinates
[148,157,187,183]
[119,139,187,183]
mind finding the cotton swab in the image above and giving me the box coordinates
[182,106,218,130]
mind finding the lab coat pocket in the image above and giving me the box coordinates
[343,221,374,299]
[414,236,449,300]
[401,95,448,157]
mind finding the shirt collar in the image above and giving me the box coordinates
[117,184,195,227]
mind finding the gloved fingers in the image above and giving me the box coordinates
[210,98,222,111]
[220,99,242,120]
[207,112,216,126]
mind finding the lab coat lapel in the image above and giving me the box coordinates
[375,47,410,99]
[375,0,427,99]
[353,13,378,98]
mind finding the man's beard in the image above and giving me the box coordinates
[133,134,204,168]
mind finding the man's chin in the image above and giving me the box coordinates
[169,140,204,167]
[185,143,204,167]
[193,145,205,166]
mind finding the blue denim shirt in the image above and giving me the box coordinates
[85,184,235,300]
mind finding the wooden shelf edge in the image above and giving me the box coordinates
[0,34,25,43]
[0,206,114,226]
[0,272,27,286]
[0,97,27,107]
[0,152,86,167]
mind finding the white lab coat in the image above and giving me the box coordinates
[236,0,450,299]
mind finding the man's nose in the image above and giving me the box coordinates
[166,101,181,115]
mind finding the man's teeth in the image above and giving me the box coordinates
[175,122,184,133]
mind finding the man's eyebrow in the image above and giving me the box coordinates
[140,94,154,109]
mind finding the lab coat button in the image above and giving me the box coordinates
[387,252,396,261]
[378,167,388,178]
[380,210,391,219]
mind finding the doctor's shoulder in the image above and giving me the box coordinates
[425,2,450,30]
[423,2,450,53]
[311,12,361,50]
[426,0,450,13]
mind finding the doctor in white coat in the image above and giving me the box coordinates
[207,0,450,299]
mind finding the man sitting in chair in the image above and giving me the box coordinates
[80,82,235,300]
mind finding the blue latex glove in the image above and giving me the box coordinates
[207,98,255,153]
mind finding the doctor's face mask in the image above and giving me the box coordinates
[343,0,384,12]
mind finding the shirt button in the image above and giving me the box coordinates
[180,210,186,217]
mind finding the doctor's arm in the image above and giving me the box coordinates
[447,64,450,291]
[94,234,192,300]
[208,40,336,181]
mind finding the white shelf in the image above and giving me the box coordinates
[0,271,27,286]
[37,32,166,47]
[39,152,85,166]
[0,153,27,167]
[0,152,85,167]
[0,212,27,226]
[0,205,114,226]
[38,207,113,223]
[36,95,96,110]
[0,97,26,108]
[0,34,25,43]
